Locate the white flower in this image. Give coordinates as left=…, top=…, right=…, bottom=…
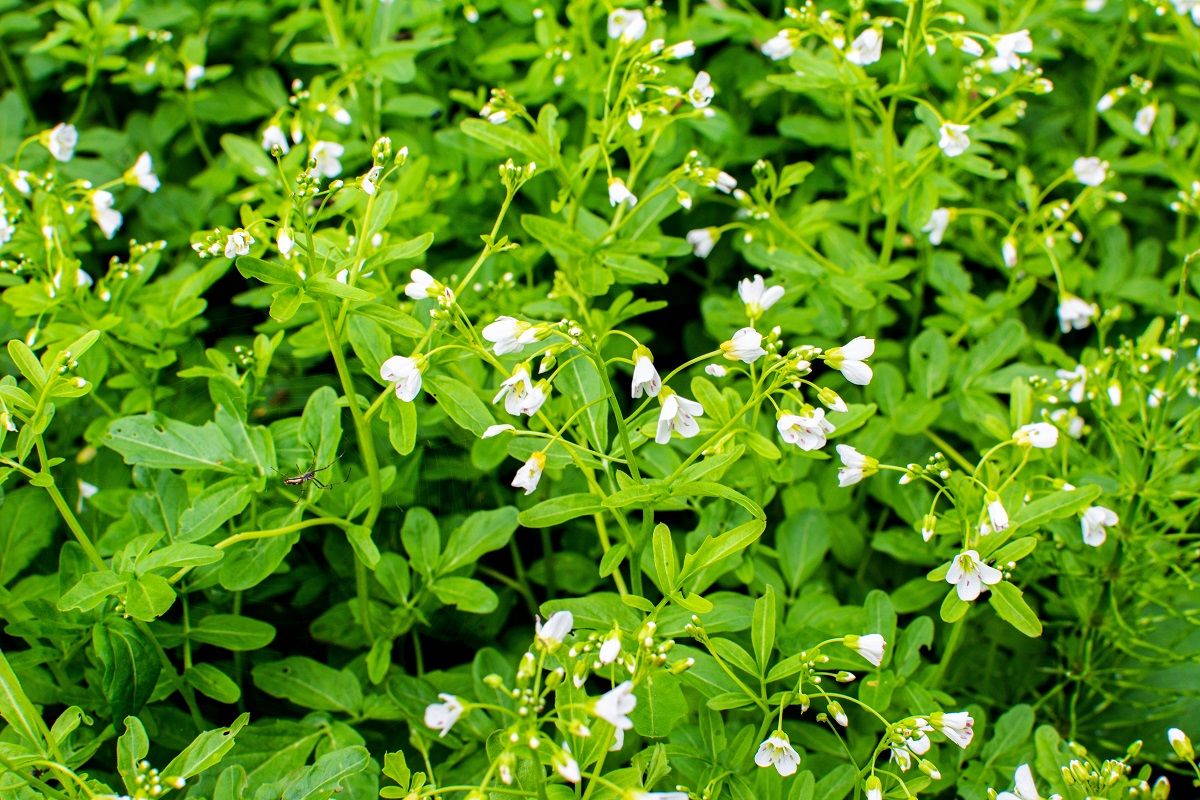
left=1107, top=380, right=1122, bottom=406
left=130, top=152, right=159, bottom=193
left=754, top=732, right=800, bottom=776
left=608, top=177, right=637, bottom=208
left=1080, top=505, right=1118, bottom=546
left=777, top=408, right=835, bottom=451
left=836, top=444, right=878, bottom=486
left=262, top=124, right=290, bottom=153
left=656, top=391, right=704, bottom=444
left=686, top=71, right=714, bottom=109
left=607, top=8, right=647, bottom=42
left=687, top=228, right=717, bottom=258
left=11, top=171, right=30, bottom=194
left=593, top=681, right=636, bottom=730
left=482, top=316, right=539, bottom=355
left=1096, top=91, right=1118, bottom=113
left=938, top=122, right=971, bottom=157
left=1002, top=237, right=1019, bottom=268
left=991, top=30, right=1032, bottom=73
left=666, top=40, right=695, bottom=58
left=185, top=64, right=205, bottom=90
left=922, top=208, right=951, bottom=245
left=1072, top=156, right=1109, bottom=186
left=224, top=229, right=254, bottom=258
left=1056, top=364, right=1087, bottom=404
left=844, top=633, right=886, bottom=666
left=361, top=165, right=382, bottom=195
left=945, top=550, right=1003, bottom=601
left=404, top=268, right=452, bottom=301
left=553, top=743, right=581, bottom=783
left=631, top=349, right=661, bottom=398
left=90, top=191, right=122, bottom=240
left=598, top=633, right=621, bottom=664
left=1168, top=728, right=1195, bottom=761
left=845, top=28, right=883, bottom=66
left=865, top=776, right=883, bottom=800
left=310, top=140, right=345, bottom=178
left=1134, top=105, right=1157, bottom=137
left=824, top=336, right=874, bottom=385
left=535, top=610, right=573, bottom=647
left=47, top=123, right=78, bottom=162
left=738, top=274, right=784, bottom=316
left=609, top=727, right=625, bottom=751
left=1058, top=295, right=1098, bottom=333
left=997, top=764, right=1047, bottom=800
left=78, top=479, right=99, bottom=501
left=424, top=693, right=464, bottom=736
left=1085, top=0, right=1106, bottom=11
left=482, top=424, right=515, bottom=438
left=987, top=492, right=1010, bottom=532
left=512, top=452, right=547, bottom=495
left=1013, top=422, right=1058, bottom=449
left=380, top=355, right=425, bottom=402
left=705, top=364, right=726, bottom=377
left=494, top=366, right=545, bottom=416
left=712, top=171, right=737, bottom=193
left=627, top=109, right=644, bottom=131
left=957, top=36, right=985, bottom=57
left=817, top=386, right=847, bottom=413
left=932, top=711, right=975, bottom=748
left=721, top=327, right=766, bottom=363
left=761, top=31, right=796, bottom=60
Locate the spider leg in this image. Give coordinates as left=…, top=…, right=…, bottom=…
left=314, top=452, right=343, bottom=473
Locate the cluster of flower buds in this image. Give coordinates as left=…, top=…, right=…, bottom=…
left=191, top=227, right=256, bottom=260
left=480, top=88, right=525, bottom=126
left=109, top=758, right=186, bottom=799
left=499, top=158, right=537, bottom=191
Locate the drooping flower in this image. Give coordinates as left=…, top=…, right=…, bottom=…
left=607, top=8, right=647, bottom=42
left=424, top=693, right=464, bottom=737
left=761, top=31, right=796, bottom=61
left=956, top=36, right=985, bottom=57
left=1056, top=364, right=1087, bottom=404
left=224, top=229, right=254, bottom=258
left=47, top=123, right=78, bottom=162
left=380, top=355, right=425, bottom=402
left=1072, top=156, right=1109, bottom=186
left=823, top=336, right=874, bottom=385
left=754, top=731, right=800, bottom=776
left=627, top=109, right=644, bottom=131
left=1080, top=505, right=1118, bottom=546
left=990, top=30, right=1032, bottom=72
left=1002, top=237, right=1019, bottom=268
left=309, top=140, right=345, bottom=178
left=1168, top=728, right=1195, bottom=761
left=845, top=28, right=883, bottom=65
left=656, top=390, right=704, bottom=444
left=687, top=228, right=718, bottom=258
left=686, top=71, right=714, bottom=109
left=553, top=742, right=581, bottom=784
left=738, top=275, right=784, bottom=317
left=843, top=633, right=886, bottom=666
left=666, top=40, right=696, bottom=59
left=836, top=445, right=878, bottom=486
left=608, top=177, right=637, bottom=208
left=405, top=268, right=453, bottom=302
left=777, top=408, right=835, bottom=451
left=1013, top=422, right=1059, bottom=449
left=90, top=191, right=122, bottom=239
left=482, top=316, right=539, bottom=355
left=185, top=63, right=205, bottom=90
left=593, top=681, right=637, bottom=730
left=705, top=364, right=727, bottom=377
left=828, top=701, right=848, bottom=726
left=945, top=550, right=1003, bottom=601
left=262, top=124, right=290, bottom=153
left=512, top=452, right=547, bottom=495
left=277, top=228, right=295, bottom=260
left=922, top=208, right=952, bottom=245
left=129, top=152, right=160, bottom=193
left=631, top=347, right=661, bottom=398
left=598, top=633, right=621, bottom=664
left=986, top=492, right=1010, bottom=532
left=482, top=424, right=515, bottom=438
left=931, top=711, right=975, bottom=748
left=720, top=327, right=767, bottom=363
left=938, top=122, right=971, bottom=157
left=535, top=610, right=573, bottom=648
left=864, top=775, right=883, bottom=800
left=1058, top=295, right=1098, bottom=333
left=997, top=764, right=1048, bottom=800
left=1134, top=105, right=1158, bottom=137
left=817, top=386, right=847, bottom=413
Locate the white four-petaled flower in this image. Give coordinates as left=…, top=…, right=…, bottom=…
left=997, top=764, right=1051, bottom=800
left=686, top=71, right=714, bottom=109
left=845, top=28, right=883, bottom=65
left=932, top=711, right=975, bottom=748
left=482, top=316, right=539, bottom=355
left=224, top=229, right=254, bottom=258
left=687, top=228, right=717, bottom=258
left=656, top=391, right=704, bottom=444
left=1072, top=156, right=1109, bottom=186
left=593, top=681, right=637, bottom=730
left=380, top=355, right=425, bottom=402
left=754, top=732, right=800, bottom=776
left=631, top=348, right=661, bottom=398
left=494, top=365, right=546, bottom=416
left=262, top=124, right=290, bottom=154
left=922, top=208, right=952, bottom=245
left=1057, top=295, right=1098, bottom=333
left=844, top=633, right=886, bottom=666
left=836, top=444, right=878, bottom=486
left=535, top=610, right=573, bottom=648
left=945, top=550, right=1002, bottom=601
left=310, top=140, right=345, bottom=178
left=738, top=275, right=784, bottom=317
left=90, top=191, right=122, bottom=240
left=47, top=123, right=78, bottom=162
left=1080, top=505, right=1118, bottom=546
left=1013, top=422, right=1059, bottom=449
left=607, top=8, right=647, bottom=42
left=424, top=693, right=464, bottom=737
left=938, top=122, right=971, bottom=157
left=761, top=31, right=796, bottom=60
left=131, top=152, right=160, bottom=193
left=608, top=177, right=637, bottom=208
left=720, top=327, right=767, bottom=363
left=824, top=336, right=874, bottom=385
left=777, top=408, right=835, bottom=451
left=990, top=30, right=1032, bottom=73
left=512, top=452, right=547, bottom=495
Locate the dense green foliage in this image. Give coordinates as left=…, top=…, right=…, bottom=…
left=0, top=1, right=1199, bottom=799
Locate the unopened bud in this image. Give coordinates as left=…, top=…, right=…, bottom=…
left=1168, top=728, right=1194, bottom=761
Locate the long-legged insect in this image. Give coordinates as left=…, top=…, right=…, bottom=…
left=272, top=445, right=347, bottom=501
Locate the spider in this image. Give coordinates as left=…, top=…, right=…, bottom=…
left=272, top=445, right=347, bottom=500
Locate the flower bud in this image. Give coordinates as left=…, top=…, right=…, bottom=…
left=1168, top=728, right=1194, bottom=761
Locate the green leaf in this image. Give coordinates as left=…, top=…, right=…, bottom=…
left=190, top=614, right=277, bottom=651
left=630, top=672, right=687, bottom=738
left=989, top=582, right=1043, bottom=637
left=679, top=519, right=765, bottom=584
left=652, top=523, right=678, bottom=594
left=252, top=657, right=363, bottom=714
left=259, top=745, right=371, bottom=800
left=426, top=375, right=494, bottom=436
left=431, top=576, right=499, bottom=613
left=7, top=339, right=46, bottom=390
left=983, top=704, right=1035, bottom=759
left=939, top=590, right=969, bottom=623
left=521, top=214, right=591, bottom=259
left=186, top=663, right=241, bottom=704
left=402, top=507, right=440, bottom=575
left=117, top=717, right=149, bottom=792
left=909, top=328, right=950, bottom=399
left=517, top=493, right=604, bottom=527
left=179, top=478, right=256, bottom=542
left=777, top=510, right=829, bottom=590
left=58, top=570, right=125, bottom=612
left=0, top=648, right=49, bottom=753
left=462, top=118, right=547, bottom=161
left=137, top=542, right=222, bottom=574
left=752, top=585, right=776, bottom=670
left=439, top=506, right=518, bottom=573
left=672, top=481, right=764, bottom=519
left=93, top=618, right=162, bottom=727
left=557, top=355, right=608, bottom=454
left=0, top=488, right=55, bottom=583
left=307, top=275, right=374, bottom=302
left=162, top=712, right=250, bottom=781
left=123, top=573, right=178, bottom=620
left=346, top=524, right=381, bottom=570
left=1011, top=486, right=1102, bottom=529
left=104, top=414, right=242, bottom=473
left=235, top=256, right=304, bottom=288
